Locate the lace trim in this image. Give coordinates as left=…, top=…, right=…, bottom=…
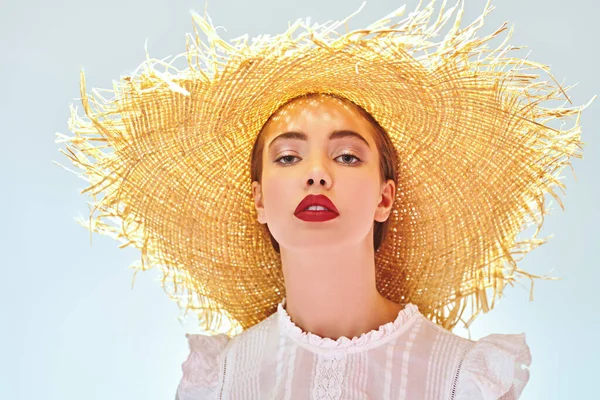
left=277, top=298, right=420, bottom=350
left=312, top=352, right=348, bottom=400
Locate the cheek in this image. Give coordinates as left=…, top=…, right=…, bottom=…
left=261, top=172, right=294, bottom=213
left=343, top=174, right=380, bottom=206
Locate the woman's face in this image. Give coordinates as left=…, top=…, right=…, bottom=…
left=251, top=95, right=395, bottom=252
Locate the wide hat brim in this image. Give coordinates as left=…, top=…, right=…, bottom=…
left=55, top=0, right=590, bottom=335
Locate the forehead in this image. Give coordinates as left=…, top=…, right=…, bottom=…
left=264, top=95, right=373, bottom=136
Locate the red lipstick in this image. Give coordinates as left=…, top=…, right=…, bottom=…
left=294, top=194, right=339, bottom=222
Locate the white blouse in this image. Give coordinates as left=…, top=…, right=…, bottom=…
left=175, top=299, right=531, bottom=399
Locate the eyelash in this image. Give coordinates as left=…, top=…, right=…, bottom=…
left=274, top=152, right=362, bottom=166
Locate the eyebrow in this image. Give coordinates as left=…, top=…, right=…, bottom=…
left=267, top=129, right=371, bottom=150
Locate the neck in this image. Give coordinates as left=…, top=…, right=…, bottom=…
left=280, top=236, right=403, bottom=340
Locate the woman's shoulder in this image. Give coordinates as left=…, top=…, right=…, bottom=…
left=415, top=315, right=531, bottom=399
left=452, top=331, right=532, bottom=400
left=175, top=333, right=231, bottom=400
left=175, top=315, right=277, bottom=399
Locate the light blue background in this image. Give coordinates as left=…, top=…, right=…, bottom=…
left=1, top=0, right=598, bottom=399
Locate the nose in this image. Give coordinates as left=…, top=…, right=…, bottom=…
left=304, top=153, right=333, bottom=188
left=308, top=178, right=327, bottom=186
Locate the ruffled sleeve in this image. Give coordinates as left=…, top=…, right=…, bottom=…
left=454, top=333, right=532, bottom=400
left=175, top=333, right=230, bottom=400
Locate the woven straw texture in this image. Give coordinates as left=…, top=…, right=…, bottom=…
left=55, top=0, right=591, bottom=336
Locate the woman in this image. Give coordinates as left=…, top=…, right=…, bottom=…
left=251, top=92, right=403, bottom=337
left=175, top=92, right=532, bottom=399
left=55, top=1, right=590, bottom=399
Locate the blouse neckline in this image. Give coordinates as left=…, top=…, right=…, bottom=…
left=277, top=298, right=420, bottom=351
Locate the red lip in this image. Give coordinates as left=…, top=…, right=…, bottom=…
left=294, top=194, right=339, bottom=216
left=295, top=209, right=339, bottom=222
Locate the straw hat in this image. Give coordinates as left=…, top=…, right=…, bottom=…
left=54, top=0, right=591, bottom=336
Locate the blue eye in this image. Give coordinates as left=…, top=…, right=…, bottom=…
left=275, top=155, right=297, bottom=164
left=337, top=153, right=361, bottom=164
left=274, top=153, right=362, bottom=165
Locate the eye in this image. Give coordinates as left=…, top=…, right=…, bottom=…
left=275, top=155, right=299, bottom=165
left=274, top=152, right=362, bottom=165
left=335, top=153, right=361, bottom=164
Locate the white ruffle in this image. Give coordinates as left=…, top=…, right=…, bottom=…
left=454, top=333, right=532, bottom=400
left=175, top=333, right=230, bottom=400
left=277, top=298, right=420, bottom=350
